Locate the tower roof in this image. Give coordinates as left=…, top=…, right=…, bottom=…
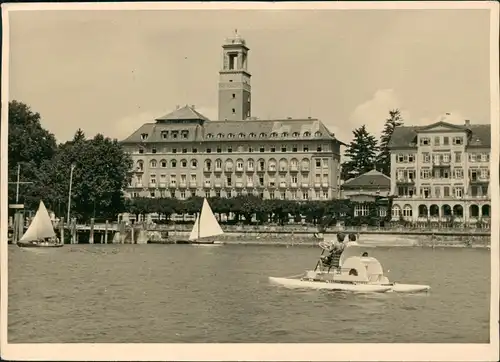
left=223, top=29, right=247, bottom=47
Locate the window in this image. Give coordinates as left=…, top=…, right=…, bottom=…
left=181, top=160, right=187, bottom=168
left=227, top=133, right=234, bottom=139
left=259, top=146, right=265, bottom=152
left=205, top=191, right=211, bottom=198
left=259, top=133, right=266, bottom=138
left=216, top=147, right=222, bottom=153
left=434, top=187, right=440, bottom=198
left=172, top=131, right=179, bottom=139
left=160, top=160, right=167, bottom=168
left=303, top=146, right=309, bottom=152
left=480, top=168, right=490, bottom=179
left=302, top=191, right=309, bottom=200
left=238, top=133, right=245, bottom=138
left=481, top=153, right=489, bottom=162
left=291, top=175, right=298, bottom=183
left=249, top=133, right=256, bottom=138
left=420, top=168, right=430, bottom=179
left=206, top=148, right=212, bottom=153
left=455, top=152, right=461, bottom=163
left=315, top=159, right=321, bottom=168
left=190, top=174, right=196, bottom=182
left=304, top=132, right=311, bottom=137
left=232, top=108, right=235, bottom=114
left=420, top=137, right=430, bottom=146
left=227, top=146, right=232, bottom=153
left=150, top=174, right=157, bottom=185
left=192, top=148, right=198, bottom=153
left=454, top=187, right=463, bottom=198
left=443, top=153, right=450, bottom=163
left=453, top=137, right=463, bottom=145
left=170, top=190, right=176, bottom=198
left=292, top=145, right=298, bottom=152
left=397, top=154, right=404, bottom=163
left=141, top=133, right=148, bottom=140
left=354, top=204, right=369, bottom=217
left=392, top=205, right=401, bottom=218
left=182, top=148, right=187, bottom=154
left=215, top=159, right=222, bottom=169
left=434, top=136, right=440, bottom=146
left=290, top=190, right=297, bottom=199
left=316, top=145, right=322, bottom=152
left=281, top=145, right=287, bottom=152
left=161, top=131, right=168, bottom=139
left=152, top=147, right=157, bottom=154
left=217, top=133, right=224, bottom=139
left=150, top=160, right=157, bottom=168
left=180, top=190, right=186, bottom=199
left=139, top=148, right=144, bottom=154
left=170, top=175, right=176, bottom=186
left=453, top=168, right=463, bottom=179
left=408, top=154, right=414, bottom=163
left=403, top=205, right=412, bottom=218
left=206, top=133, right=213, bottom=139
left=270, top=146, right=276, bottom=153
left=172, top=148, right=177, bottom=154
left=443, top=186, right=450, bottom=197
left=232, top=93, right=235, bottom=99
left=443, top=137, right=449, bottom=145
left=191, top=160, right=198, bottom=168
left=170, top=160, right=177, bottom=168
left=292, top=132, right=300, bottom=137
left=469, top=153, right=476, bottom=162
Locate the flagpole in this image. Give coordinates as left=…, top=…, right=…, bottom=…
left=67, top=164, right=75, bottom=225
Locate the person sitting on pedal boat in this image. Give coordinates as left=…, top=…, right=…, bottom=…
left=320, top=233, right=346, bottom=269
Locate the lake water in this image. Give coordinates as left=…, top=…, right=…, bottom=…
left=8, top=244, right=491, bottom=343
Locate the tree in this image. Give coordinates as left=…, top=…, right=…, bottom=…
left=376, top=109, right=404, bottom=176
left=341, top=125, right=378, bottom=180
left=8, top=101, right=58, bottom=209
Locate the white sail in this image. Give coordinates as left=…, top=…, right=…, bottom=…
left=19, top=200, right=56, bottom=242
left=188, top=198, right=224, bottom=241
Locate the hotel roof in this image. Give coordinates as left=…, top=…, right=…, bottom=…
left=342, top=169, right=391, bottom=190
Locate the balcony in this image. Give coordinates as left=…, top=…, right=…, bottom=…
left=301, top=183, right=309, bottom=188
left=469, top=177, right=489, bottom=184
left=314, top=182, right=321, bottom=188
left=170, top=183, right=177, bottom=188
left=179, top=182, right=187, bottom=188
left=203, top=167, right=212, bottom=173
left=203, top=182, right=211, bottom=188
left=396, top=178, right=415, bottom=185
left=257, top=168, right=266, bottom=172
left=136, top=183, right=143, bottom=188
left=268, top=181, right=276, bottom=188
left=247, top=182, right=254, bottom=188
left=235, top=182, right=244, bottom=188
left=279, top=168, right=287, bottom=173
left=225, top=182, right=233, bottom=188
left=290, top=165, right=299, bottom=172
left=235, top=167, right=244, bottom=173
left=246, top=166, right=255, bottom=172
left=159, top=182, right=166, bottom=188
left=290, top=182, right=298, bottom=188
left=301, top=165, right=310, bottom=172
left=225, top=167, right=233, bottom=173
left=268, top=166, right=277, bottom=173
left=214, top=182, right=222, bottom=188
left=279, top=182, right=287, bottom=188
left=214, top=167, right=222, bottom=173
left=149, top=182, right=157, bottom=188
left=135, top=167, right=144, bottom=173
left=432, top=160, right=451, bottom=167
left=322, top=182, right=329, bottom=188
left=189, top=181, right=197, bottom=188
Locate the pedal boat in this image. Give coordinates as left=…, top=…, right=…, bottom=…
left=269, top=241, right=430, bottom=294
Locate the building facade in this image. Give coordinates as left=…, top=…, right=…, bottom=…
left=389, top=115, right=491, bottom=226
left=121, top=32, right=344, bottom=201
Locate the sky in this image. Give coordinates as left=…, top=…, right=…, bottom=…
left=7, top=7, right=492, bottom=146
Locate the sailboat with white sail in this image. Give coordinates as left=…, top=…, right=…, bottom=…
left=17, top=200, right=63, bottom=248
left=189, top=198, right=225, bottom=246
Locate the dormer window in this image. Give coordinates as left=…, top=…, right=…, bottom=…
left=303, top=131, right=311, bottom=137
left=161, top=131, right=168, bottom=139
left=420, top=137, right=430, bottom=146
left=249, top=133, right=256, bottom=138
left=138, top=148, right=144, bottom=154
left=181, top=130, right=189, bottom=139
left=172, top=131, right=179, bottom=139
left=270, top=132, right=278, bottom=138
left=453, top=137, right=463, bottom=145
left=217, top=133, right=224, bottom=138
left=282, top=132, right=289, bottom=137
left=292, top=132, right=300, bottom=137
left=227, top=133, right=235, bottom=139
left=314, top=131, right=322, bottom=137
left=238, top=133, right=245, bottom=138
left=140, top=133, right=148, bottom=140
left=259, top=133, right=267, bottom=138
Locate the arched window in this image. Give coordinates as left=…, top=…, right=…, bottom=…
left=303, top=131, right=311, bottom=137
left=391, top=205, right=401, bottom=218
left=150, top=159, right=157, bottom=168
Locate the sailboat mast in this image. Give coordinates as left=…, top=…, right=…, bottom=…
left=197, top=210, right=201, bottom=241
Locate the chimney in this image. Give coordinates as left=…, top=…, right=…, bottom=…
left=465, top=119, right=471, bottom=126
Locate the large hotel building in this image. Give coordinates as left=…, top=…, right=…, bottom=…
left=121, top=32, right=344, bottom=201
left=389, top=115, right=491, bottom=225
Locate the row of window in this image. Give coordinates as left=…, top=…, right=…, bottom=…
left=419, top=135, right=464, bottom=146
left=135, top=158, right=330, bottom=171
left=396, top=184, right=489, bottom=198
left=391, top=203, right=490, bottom=218
left=131, top=189, right=329, bottom=201
left=132, top=173, right=331, bottom=187
left=139, top=130, right=325, bottom=141
left=396, top=167, right=490, bottom=181
left=396, top=152, right=489, bottom=164
left=135, top=143, right=331, bottom=154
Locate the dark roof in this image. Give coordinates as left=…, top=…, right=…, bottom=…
left=389, top=121, right=491, bottom=149
left=156, top=105, right=211, bottom=122
left=341, top=169, right=391, bottom=190
left=121, top=105, right=344, bottom=144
